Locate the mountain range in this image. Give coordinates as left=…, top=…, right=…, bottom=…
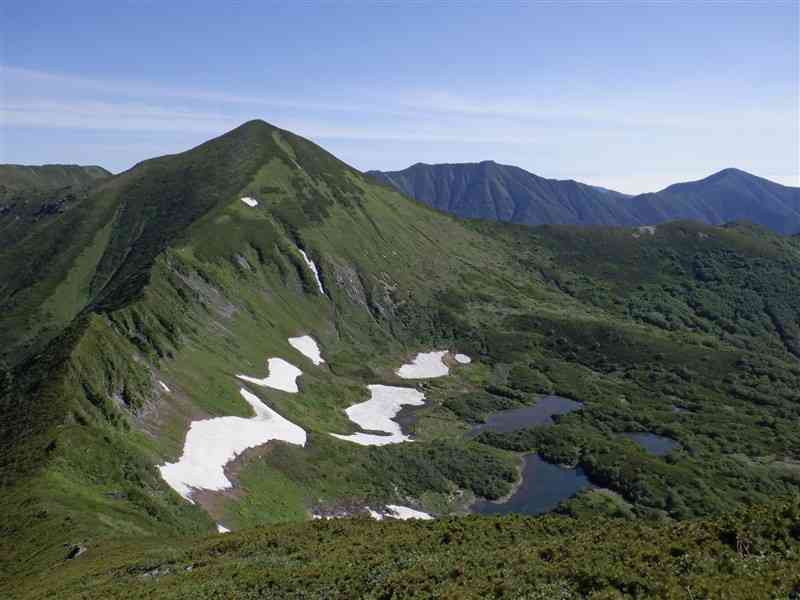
left=369, top=162, right=800, bottom=234
left=2, top=121, right=800, bottom=598
left=0, top=164, right=110, bottom=197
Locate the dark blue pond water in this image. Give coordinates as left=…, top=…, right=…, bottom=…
left=624, top=432, right=678, bottom=456
left=467, top=395, right=583, bottom=437
left=473, top=453, right=591, bottom=516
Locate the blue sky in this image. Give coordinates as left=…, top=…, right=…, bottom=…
left=1, top=1, right=797, bottom=193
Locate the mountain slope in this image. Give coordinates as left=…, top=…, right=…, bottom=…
left=2, top=121, right=800, bottom=597
left=1, top=119, right=526, bottom=575
left=370, top=162, right=800, bottom=234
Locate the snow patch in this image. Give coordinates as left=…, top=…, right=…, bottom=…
left=331, top=384, right=425, bottom=446
left=298, top=248, right=325, bottom=294
left=637, top=225, right=656, bottom=235
left=288, top=335, right=325, bottom=366
left=315, top=506, right=433, bottom=521
left=396, top=351, right=449, bottom=379
left=330, top=431, right=406, bottom=446
left=367, top=505, right=433, bottom=520
left=237, top=358, right=302, bottom=393
left=454, top=353, right=472, bottom=364
left=158, top=380, right=171, bottom=392
left=240, top=196, right=258, bottom=207
left=386, top=505, right=433, bottom=520
left=217, top=524, right=230, bottom=533
left=158, top=387, right=306, bottom=501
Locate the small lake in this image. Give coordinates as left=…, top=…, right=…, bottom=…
left=623, top=432, right=678, bottom=456
left=473, top=453, right=591, bottom=516
left=467, top=395, right=583, bottom=437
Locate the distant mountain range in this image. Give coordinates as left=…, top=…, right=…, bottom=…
left=369, top=162, right=800, bottom=234
left=0, top=165, right=112, bottom=240
left=0, top=164, right=110, bottom=197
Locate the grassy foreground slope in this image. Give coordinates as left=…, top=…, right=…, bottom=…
left=14, top=500, right=800, bottom=599
left=1, top=121, right=800, bottom=597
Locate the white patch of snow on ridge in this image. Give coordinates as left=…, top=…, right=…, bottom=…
left=241, top=196, right=258, bottom=207
left=288, top=335, right=325, bottom=366
left=331, top=384, right=425, bottom=446
left=159, top=388, right=306, bottom=501
left=217, top=524, right=230, bottom=533
left=454, top=353, right=472, bottom=364
left=237, top=358, right=302, bottom=393
left=298, top=248, right=325, bottom=294
left=396, top=351, right=449, bottom=379
left=158, top=380, right=171, bottom=392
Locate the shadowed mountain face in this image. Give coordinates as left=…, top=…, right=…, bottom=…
left=369, top=162, right=800, bottom=234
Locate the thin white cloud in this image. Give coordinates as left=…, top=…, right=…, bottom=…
left=0, top=65, right=403, bottom=116
left=6, top=65, right=794, bottom=133
left=1, top=99, right=243, bottom=133
left=1, top=65, right=796, bottom=192
left=2, top=97, right=628, bottom=145
left=392, top=88, right=798, bottom=133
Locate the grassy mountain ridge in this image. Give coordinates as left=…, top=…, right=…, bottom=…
left=2, top=121, right=800, bottom=597
left=1, top=119, right=520, bottom=579
left=370, top=162, right=800, bottom=234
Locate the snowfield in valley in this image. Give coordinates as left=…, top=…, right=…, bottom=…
left=331, top=384, right=425, bottom=446
left=396, top=350, right=450, bottom=378
left=240, top=196, right=258, bottom=207
left=288, top=335, right=325, bottom=365
left=159, top=387, right=306, bottom=501
left=161, top=340, right=474, bottom=519
left=237, top=358, right=302, bottom=393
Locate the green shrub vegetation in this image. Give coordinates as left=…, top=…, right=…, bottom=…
left=10, top=500, right=800, bottom=599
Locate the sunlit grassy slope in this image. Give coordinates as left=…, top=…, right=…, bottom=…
left=1, top=121, right=799, bottom=598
